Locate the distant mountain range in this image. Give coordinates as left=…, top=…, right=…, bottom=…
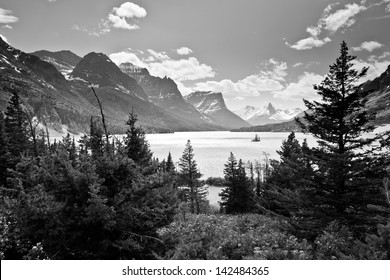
left=233, top=68, right=390, bottom=132
left=0, top=37, right=246, bottom=133
left=233, top=103, right=302, bottom=126
left=2, top=36, right=390, bottom=134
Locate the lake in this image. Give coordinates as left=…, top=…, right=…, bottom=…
left=146, top=131, right=318, bottom=206
left=146, top=131, right=317, bottom=178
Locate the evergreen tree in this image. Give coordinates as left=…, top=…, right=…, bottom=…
left=124, top=112, right=152, bottom=167
left=4, top=92, right=30, bottom=161
left=178, top=140, right=206, bottom=214
left=262, top=132, right=312, bottom=217
left=166, top=152, right=175, bottom=173
left=0, top=112, right=10, bottom=188
left=296, top=41, right=387, bottom=235
left=220, top=153, right=254, bottom=214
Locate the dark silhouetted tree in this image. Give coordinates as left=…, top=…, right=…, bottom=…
left=220, top=153, right=254, bottom=214
left=296, top=41, right=387, bottom=236
left=4, top=92, right=29, bottom=162
left=124, top=111, right=152, bottom=168
left=178, top=140, right=206, bottom=214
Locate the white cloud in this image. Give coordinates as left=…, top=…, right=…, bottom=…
left=110, top=48, right=215, bottom=82
left=72, top=20, right=110, bottom=37
left=0, top=33, right=8, bottom=43
left=108, top=2, right=146, bottom=30
left=113, top=2, right=147, bottom=18
left=289, top=37, right=331, bottom=50
left=0, top=8, right=18, bottom=24
left=193, top=59, right=287, bottom=97
left=147, top=49, right=170, bottom=61
left=273, top=72, right=324, bottom=101
left=353, top=41, right=383, bottom=52
left=3, top=24, right=12, bottom=29
left=148, top=56, right=215, bottom=81
left=354, top=54, right=390, bottom=82
left=293, top=62, right=303, bottom=67
left=109, top=50, right=147, bottom=68
left=324, top=3, right=366, bottom=33
left=108, top=14, right=139, bottom=30
left=177, top=47, right=193, bottom=55
left=288, top=2, right=366, bottom=50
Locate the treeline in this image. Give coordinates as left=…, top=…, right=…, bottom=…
left=1, top=41, right=390, bottom=260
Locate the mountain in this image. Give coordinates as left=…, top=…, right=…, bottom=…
left=30, top=50, right=81, bottom=76
left=361, top=65, right=390, bottom=124
left=120, top=62, right=224, bottom=130
left=234, top=103, right=303, bottom=126
left=184, top=91, right=250, bottom=129
left=0, top=36, right=97, bottom=133
left=71, top=53, right=149, bottom=101
left=0, top=38, right=222, bottom=133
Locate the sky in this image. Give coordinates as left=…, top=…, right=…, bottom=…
left=1, top=0, right=390, bottom=111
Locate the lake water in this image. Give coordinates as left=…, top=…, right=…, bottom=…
left=146, top=131, right=317, bottom=178
left=146, top=131, right=318, bottom=206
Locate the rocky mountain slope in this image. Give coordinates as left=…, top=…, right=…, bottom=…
left=185, top=91, right=250, bottom=129
left=120, top=62, right=224, bottom=130
left=0, top=38, right=226, bottom=133
left=363, top=65, right=390, bottom=124
left=234, top=103, right=302, bottom=126
left=31, top=50, right=81, bottom=75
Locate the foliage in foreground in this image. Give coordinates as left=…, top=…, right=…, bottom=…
left=158, top=213, right=390, bottom=260
left=158, top=213, right=312, bottom=260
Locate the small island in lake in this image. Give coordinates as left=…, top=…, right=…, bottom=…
left=251, top=134, right=261, bottom=142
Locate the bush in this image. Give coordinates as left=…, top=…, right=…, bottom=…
left=158, top=213, right=312, bottom=260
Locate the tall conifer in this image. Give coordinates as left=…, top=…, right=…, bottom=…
left=296, top=41, right=386, bottom=235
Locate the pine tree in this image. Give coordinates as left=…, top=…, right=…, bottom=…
left=0, top=112, right=10, bottom=188
left=296, top=41, right=387, bottom=235
left=124, top=111, right=152, bottom=167
left=4, top=92, right=30, bottom=161
left=166, top=152, right=175, bottom=173
left=220, top=153, right=254, bottom=214
left=263, top=132, right=312, bottom=217
left=178, top=140, right=206, bottom=214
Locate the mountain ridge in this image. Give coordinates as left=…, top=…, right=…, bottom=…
left=185, top=91, right=251, bottom=129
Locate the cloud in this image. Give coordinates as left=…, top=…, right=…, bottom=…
left=108, top=14, right=139, bottom=30
left=352, top=41, right=383, bottom=52
left=287, top=2, right=366, bottom=50
left=289, top=37, right=331, bottom=50
left=0, top=8, right=18, bottom=24
left=273, top=72, right=324, bottom=100
left=110, top=48, right=215, bottom=82
left=293, top=62, right=303, bottom=67
left=108, top=2, right=146, bottom=30
left=148, top=56, right=215, bottom=81
left=109, top=49, right=147, bottom=68
left=177, top=47, right=193, bottom=55
left=72, top=21, right=110, bottom=37
left=0, top=33, right=8, bottom=43
left=193, top=59, right=287, bottom=97
left=113, top=2, right=147, bottom=18
left=324, top=3, right=366, bottom=33
left=73, top=2, right=146, bottom=36
left=353, top=52, right=390, bottom=82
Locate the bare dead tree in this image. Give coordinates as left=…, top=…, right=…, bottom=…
left=89, top=82, right=110, bottom=151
